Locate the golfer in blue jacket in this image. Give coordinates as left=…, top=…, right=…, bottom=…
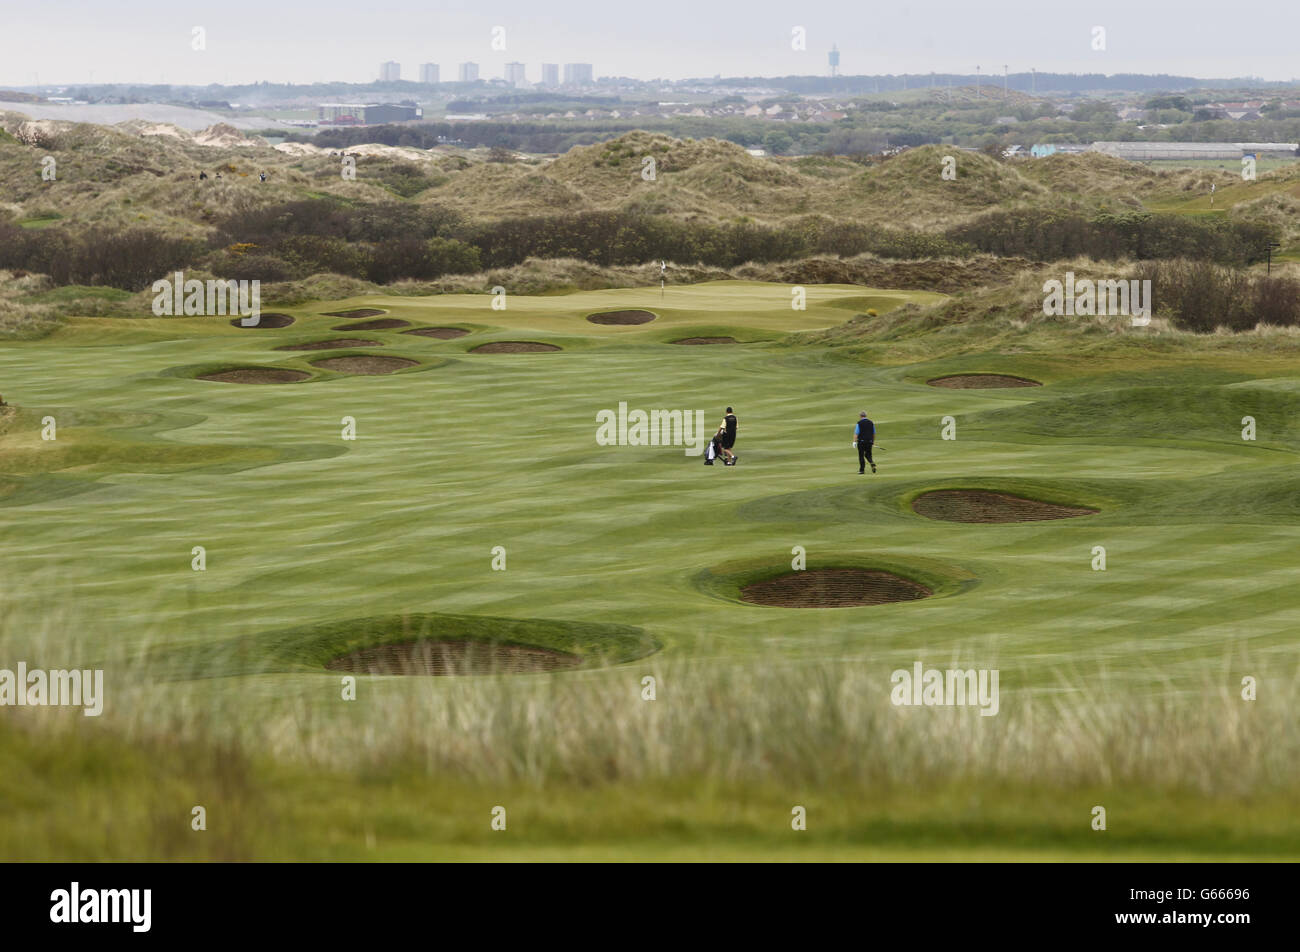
left=854, top=411, right=876, bottom=475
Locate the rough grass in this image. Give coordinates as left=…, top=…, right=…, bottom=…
left=3, top=604, right=1297, bottom=861
left=219, top=252, right=1023, bottom=309
left=796, top=257, right=1300, bottom=366
left=0, top=270, right=60, bottom=338
left=5, top=591, right=1297, bottom=795
left=6, top=720, right=1295, bottom=861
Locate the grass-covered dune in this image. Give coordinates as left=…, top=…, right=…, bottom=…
left=2, top=119, right=1297, bottom=245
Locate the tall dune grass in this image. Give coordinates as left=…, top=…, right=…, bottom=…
left=4, top=600, right=1296, bottom=797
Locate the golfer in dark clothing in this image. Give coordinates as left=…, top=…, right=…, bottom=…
left=717, top=407, right=738, bottom=465
left=854, top=411, right=876, bottom=474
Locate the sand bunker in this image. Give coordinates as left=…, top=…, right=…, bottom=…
left=926, top=374, right=1041, bottom=389
left=228, top=313, right=295, bottom=328
left=470, top=341, right=561, bottom=353
left=323, top=308, right=386, bottom=318
left=913, top=490, right=1097, bottom=523
left=333, top=318, right=411, bottom=331
left=403, top=327, right=470, bottom=339
left=312, top=355, right=418, bottom=375
left=587, top=310, right=657, bottom=325
left=740, top=568, right=931, bottom=608
left=324, top=640, right=583, bottom=676
left=275, top=338, right=381, bottom=351
left=673, top=336, right=738, bottom=345
left=197, top=367, right=311, bottom=384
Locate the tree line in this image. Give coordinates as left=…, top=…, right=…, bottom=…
left=0, top=202, right=1282, bottom=294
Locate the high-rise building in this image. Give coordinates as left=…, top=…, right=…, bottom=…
left=380, top=61, right=401, bottom=82
left=458, top=62, right=479, bottom=82
left=562, top=63, right=593, bottom=85
left=504, top=62, right=527, bottom=87
left=541, top=63, right=559, bottom=87
left=420, top=63, right=440, bottom=85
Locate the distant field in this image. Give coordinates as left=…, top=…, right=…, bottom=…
left=1, top=281, right=1298, bottom=860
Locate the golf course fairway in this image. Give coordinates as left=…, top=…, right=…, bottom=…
left=2, top=280, right=1298, bottom=861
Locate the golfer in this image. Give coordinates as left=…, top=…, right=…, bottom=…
left=716, top=407, right=738, bottom=466
left=854, top=410, right=876, bottom=474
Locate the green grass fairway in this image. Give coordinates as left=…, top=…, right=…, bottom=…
left=2, top=280, right=1298, bottom=861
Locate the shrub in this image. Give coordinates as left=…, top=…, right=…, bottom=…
left=275, top=236, right=369, bottom=279
left=949, top=210, right=1278, bottom=266
left=56, top=228, right=202, bottom=290
left=366, top=237, right=482, bottom=283
left=215, top=199, right=461, bottom=247
left=1136, top=259, right=1300, bottom=332
left=369, top=160, right=438, bottom=198
left=204, top=251, right=299, bottom=284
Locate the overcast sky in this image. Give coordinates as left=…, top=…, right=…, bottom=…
left=5, top=0, right=1298, bottom=87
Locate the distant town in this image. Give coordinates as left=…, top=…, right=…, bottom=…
left=4, top=58, right=1299, bottom=161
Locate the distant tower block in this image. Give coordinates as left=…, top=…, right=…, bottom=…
left=829, top=44, right=840, bottom=77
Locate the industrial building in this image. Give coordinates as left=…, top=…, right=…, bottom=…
left=317, top=103, right=423, bottom=125
left=1027, top=141, right=1299, bottom=160
left=1089, top=141, right=1298, bottom=160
